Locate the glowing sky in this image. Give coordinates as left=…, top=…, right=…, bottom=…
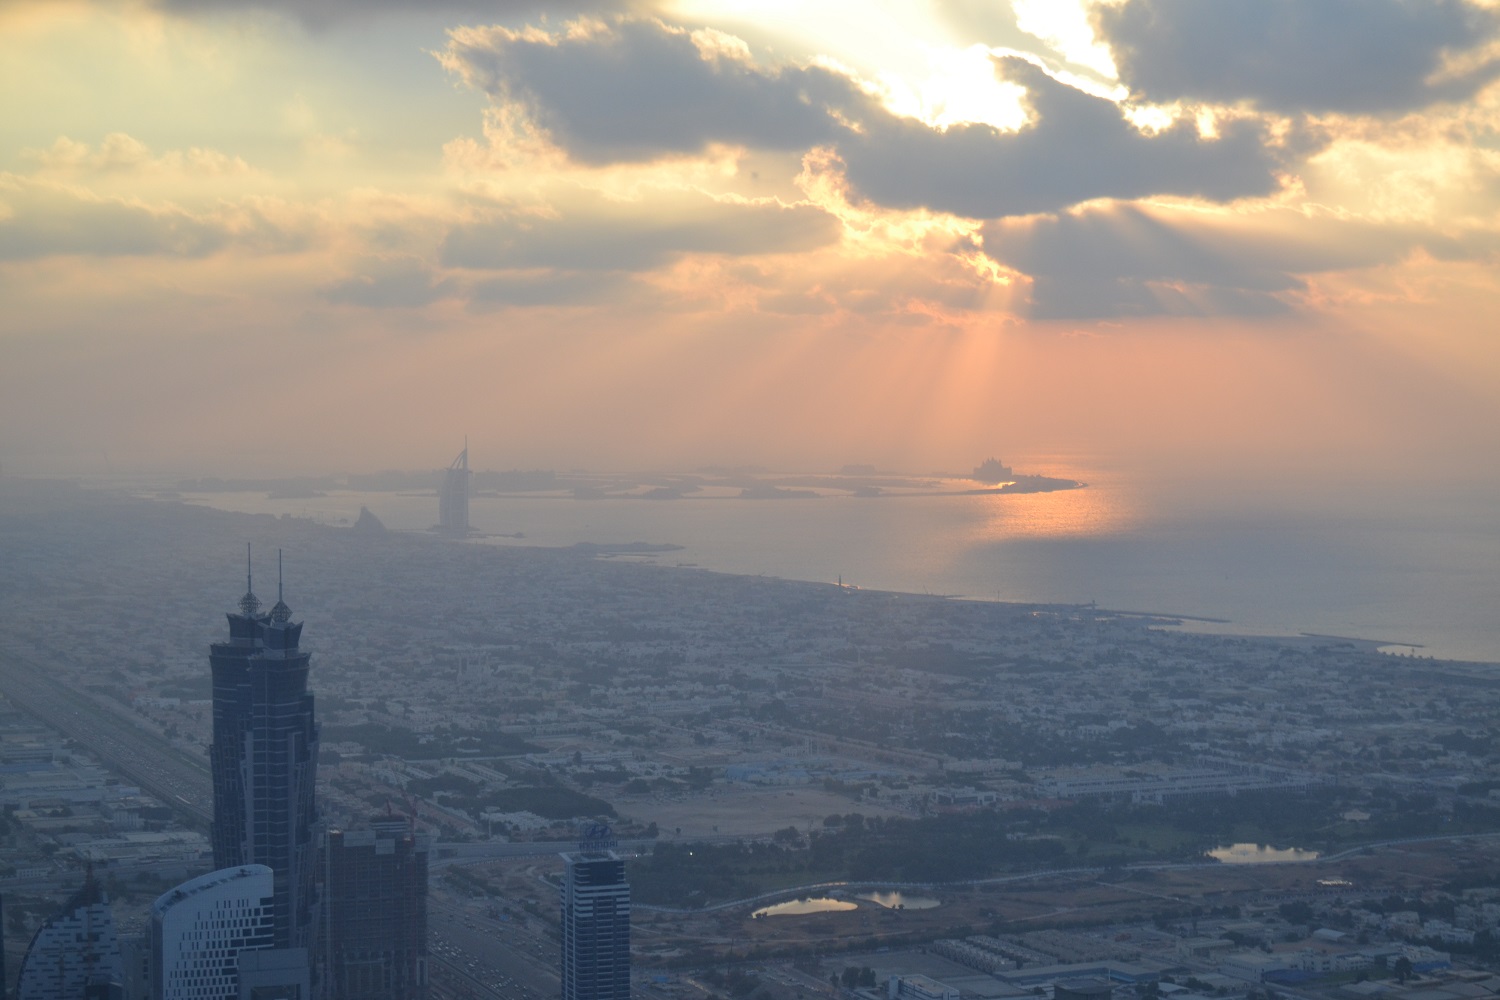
left=2, top=0, right=1498, bottom=479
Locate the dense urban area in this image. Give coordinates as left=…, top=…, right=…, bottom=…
left=2, top=476, right=1500, bottom=1000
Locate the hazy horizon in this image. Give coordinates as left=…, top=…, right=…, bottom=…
left=2, top=0, right=1498, bottom=664
left=2, top=1, right=1498, bottom=491
left=6, top=4, right=1500, bottom=984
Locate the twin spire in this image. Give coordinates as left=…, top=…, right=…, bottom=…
left=269, top=549, right=292, bottom=624
left=239, top=544, right=293, bottom=623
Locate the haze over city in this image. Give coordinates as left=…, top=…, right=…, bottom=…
left=1, top=0, right=1497, bottom=487
left=4, top=5, right=1500, bottom=1000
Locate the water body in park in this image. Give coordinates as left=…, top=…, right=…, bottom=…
left=858, top=891, right=940, bottom=910
left=1209, top=843, right=1321, bottom=864
left=753, top=897, right=858, bottom=917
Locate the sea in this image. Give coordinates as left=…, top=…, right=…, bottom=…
left=159, top=464, right=1500, bottom=665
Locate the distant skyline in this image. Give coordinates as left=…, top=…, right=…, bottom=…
left=1, top=1, right=1497, bottom=487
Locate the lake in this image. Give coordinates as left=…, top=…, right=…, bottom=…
left=1209, top=843, right=1321, bottom=864
left=752, top=897, right=857, bottom=917
left=857, top=891, right=940, bottom=909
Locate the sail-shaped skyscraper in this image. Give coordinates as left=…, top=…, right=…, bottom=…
left=438, top=442, right=471, bottom=536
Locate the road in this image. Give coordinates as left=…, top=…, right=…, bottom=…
left=429, top=892, right=559, bottom=1000
left=0, top=646, right=214, bottom=828
left=0, top=658, right=568, bottom=1000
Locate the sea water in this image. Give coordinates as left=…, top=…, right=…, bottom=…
left=161, top=466, right=1500, bottom=664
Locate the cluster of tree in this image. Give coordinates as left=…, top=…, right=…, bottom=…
left=636, top=787, right=1500, bottom=908
left=808, top=811, right=1067, bottom=882
left=699, top=968, right=763, bottom=999
left=836, top=967, right=877, bottom=989
left=321, top=723, right=539, bottom=758
left=633, top=840, right=801, bottom=904
left=404, top=771, right=615, bottom=821
left=633, top=810, right=1072, bottom=905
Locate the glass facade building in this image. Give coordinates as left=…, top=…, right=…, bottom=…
left=326, top=818, right=429, bottom=1000
left=16, top=876, right=124, bottom=1000
left=209, top=566, right=320, bottom=953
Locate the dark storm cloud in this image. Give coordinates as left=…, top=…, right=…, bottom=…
left=445, top=21, right=1295, bottom=218
left=444, top=20, right=872, bottom=164
left=980, top=204, right=1475, bottom=320
left=441, top=194, right=840, bottom=271
left=839, top=57, right=1288, bottom=218
left=1096, top=0, right=1500, bottom=115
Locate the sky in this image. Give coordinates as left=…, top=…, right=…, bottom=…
left=1, top=0, right=1498, bottom=482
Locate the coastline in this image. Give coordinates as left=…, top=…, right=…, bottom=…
left=88, top=478, right=1500, bottom=667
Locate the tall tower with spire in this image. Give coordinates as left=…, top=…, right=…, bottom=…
left=209, top=547, right=321, bottom=953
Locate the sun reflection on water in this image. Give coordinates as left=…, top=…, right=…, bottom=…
left=965, top=464, right=1141, bottom=545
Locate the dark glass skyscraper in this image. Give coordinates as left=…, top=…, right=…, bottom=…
left=559, top=850, right=630, bottom=1000
left=326, top=817, right=429, bottom=1000
left=210, top=551, right=320, bottom=952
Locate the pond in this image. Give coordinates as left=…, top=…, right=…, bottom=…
left=857, top=891, right=940, bottom=910
left=752, top=897, right=858, bottom=918
left=1209, top=843, right=1321, bottom=864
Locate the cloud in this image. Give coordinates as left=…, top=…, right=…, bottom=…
left=0, top=177, right=311, bottom=260
left=838, top=56, right=1290, bottom=218
left=151, top=0, right=645, bottom=30
left=469, top=270, right=639, bottom=308
left=441, top=19, right=872, bottom=165
left=23, top=134, right=254, bottom=179
left=0, top=178, right=226, bottom=259
left=980, top=202, right=1491, bottom=320
left=444, top=19, right=1296, bottom=219
left=441, top=188, right=840, bottom=271
left=320, top=257, right=456, bottom=308
left=1095, top=0, right=1500, bottom=115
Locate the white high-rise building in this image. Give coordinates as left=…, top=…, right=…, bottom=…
left=152, top=865, right=276, bottom=1000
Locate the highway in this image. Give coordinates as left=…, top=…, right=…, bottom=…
left=0, top=646, right=565, bottom=999
left=428, top=892, right=559, bottom=1000
left=0, top=646, right=214, bottom=828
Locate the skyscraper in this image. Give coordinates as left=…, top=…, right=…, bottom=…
left=559, top=846, right=630, bottom=1000
left=151, top=865, right=277, bottom=1000
left=16, top=873, right=123, bottom=1000
left=209, top=550, right=321, bottom=953
left=325, top=817, right=429, bottom=1000
left=438, top=443, right=471, bottom=536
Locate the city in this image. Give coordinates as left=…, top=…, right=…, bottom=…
left=1, top=476, right=1498, bottom=1000
left=6, top=1, right=1500, bottom=1000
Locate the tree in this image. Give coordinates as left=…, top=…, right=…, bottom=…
left=1394, top=957, right=1413, bottom=983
